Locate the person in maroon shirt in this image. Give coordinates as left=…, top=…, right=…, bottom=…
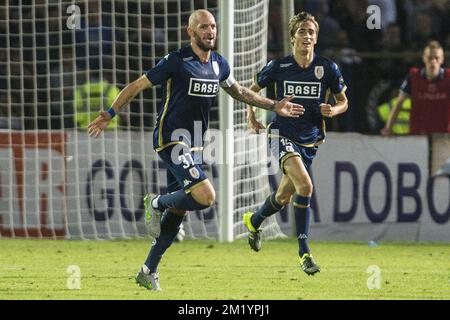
left=381, top=41, right=450, bottom=136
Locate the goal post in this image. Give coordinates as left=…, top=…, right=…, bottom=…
left=228, top=0, right=287, bottom=242
left=218, top=0, right=234, bottom=243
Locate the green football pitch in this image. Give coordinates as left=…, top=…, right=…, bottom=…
left=0, top=238, right=449, bottom=300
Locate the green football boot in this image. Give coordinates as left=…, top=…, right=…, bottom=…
left=243, top=212, right=262, bottom=252
left=144, top=194, right=163, bottom=238
left=299, top=253, right=321, bottom=276
left=135, top=268, right=161, bottom=291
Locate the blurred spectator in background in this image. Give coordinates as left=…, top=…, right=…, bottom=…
left=410, top=10, right=441, bottom=50
left=267, top=0, right=283, bottom=60
left=305, top=0, right=343, bottom=53
left=377, top=22, right=411, bottom=80
left=428, top=0, right=450, bottom=39
left=380, top=23, right=402, bottom=51
left=329, top=0, right=383, bottom=51
left=324, top=30, right=365, bottom=132
left=381, top=41, right=450, bottom=136
left=365, top=22, right=412, bottom=134
left=75, top=0, right=113, bottom=70
left=445, top=33, right=450, bottom=51
left=367, top=0, right=397, bottom=31
left=375, top=89, right=411, bottom=134
left=413, top=0, right=449, bottom=46
left=74, top=71, right=121, bottom=129
left=48, top=48, right=76, bottom=129
left=395, top=0, right=416, bottom=44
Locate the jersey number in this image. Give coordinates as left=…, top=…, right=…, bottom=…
left=280, top=138, right=295, bottom=153
left=178, top=153, right=195, bottom=169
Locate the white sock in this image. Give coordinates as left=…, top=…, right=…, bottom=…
left=142, top=264, right=150, bottom=274
left=151, top=195, right=160, bottom=209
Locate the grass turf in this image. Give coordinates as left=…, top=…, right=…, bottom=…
left=0, top=238, right=449, bottom=300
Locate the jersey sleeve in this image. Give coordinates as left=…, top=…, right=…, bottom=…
left=399, top=74, right=411, bottom=95
left=256, top=60, right=276, bottom=89
left=329, top=62, right=347, bottom=95
left=218, top=55, right=236, bottom=88
left=144, top=53, right=177, bottom=85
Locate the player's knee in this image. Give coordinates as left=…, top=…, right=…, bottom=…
left=296, top=181, right=313, bottom=197
left=202, top=189, right=216, bottom=207
left=275, top=193, right=291, bottom=206
left=192, top=186, right=216, bottom=207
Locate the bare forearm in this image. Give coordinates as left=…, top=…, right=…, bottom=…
left=224, top=83, right=276, bottom=112
left=385, top=104, right=402, bottom=129
left=247, top=83, right=261, bottom=119
left=110, top=75, right=151, bottom=112
left=385, top=94, right=407, bottom=130
left=111, top=84, right=140, bottom=112
left=332, top=99, right=348, bottom=116
left=247, top=105, right=256, bottom=120
left=326, top=91, right=348, bottom=117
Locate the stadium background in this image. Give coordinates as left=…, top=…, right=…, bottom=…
left=0, top=0, right=449, bottom=242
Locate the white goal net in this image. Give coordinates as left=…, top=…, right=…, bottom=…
left=231, top=0, right=285, bottom=240
left=0, top=0, right=285, bottom=240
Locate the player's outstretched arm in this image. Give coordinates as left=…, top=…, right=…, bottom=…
left=223, top=82, right=305, bottom=117
left=87, top=75, right=152, bottom=138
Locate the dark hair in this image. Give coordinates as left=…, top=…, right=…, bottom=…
left=288, top=11, right=319, bottom=44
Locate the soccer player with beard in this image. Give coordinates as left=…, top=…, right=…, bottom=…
left=244, top=11, right=348, bottom=275
left=87, top=9, right=304, bottom=290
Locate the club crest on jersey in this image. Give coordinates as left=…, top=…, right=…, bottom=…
left=212, top=61, right=220, bottom=76
left=314, top=66, right=324, bottom=80
left=189, top=167, right=200, bottom=179
left=284, top=81, right=321, bottom=99
left=188, top=78, right=219, bottom=97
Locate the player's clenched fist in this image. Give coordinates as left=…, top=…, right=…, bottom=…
left=320, top=103, right=335, bottom=118
left=87, top=111, right=113, bottom=138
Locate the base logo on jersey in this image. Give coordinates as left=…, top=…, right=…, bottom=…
left=189, top=167, right=200, bottom=179
left=189, top=78, right=219, bottom=97
left=314, top=66, right=324, bottom=80
left=284, top=81, right=321, bottom=99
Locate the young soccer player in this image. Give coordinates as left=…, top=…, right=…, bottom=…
left=244, top=11, right=348, bottom=275
left=87, top=9, right=304, bottom=290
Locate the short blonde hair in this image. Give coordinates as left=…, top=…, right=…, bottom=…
left=424, top=40, right=443, bottom=52
left=288, top=11, right=319, bottom=44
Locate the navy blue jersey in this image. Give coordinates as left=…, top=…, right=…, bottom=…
left=145, top=45, right=235, bottom=151
left=257, top=54, right=346, bottom=145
